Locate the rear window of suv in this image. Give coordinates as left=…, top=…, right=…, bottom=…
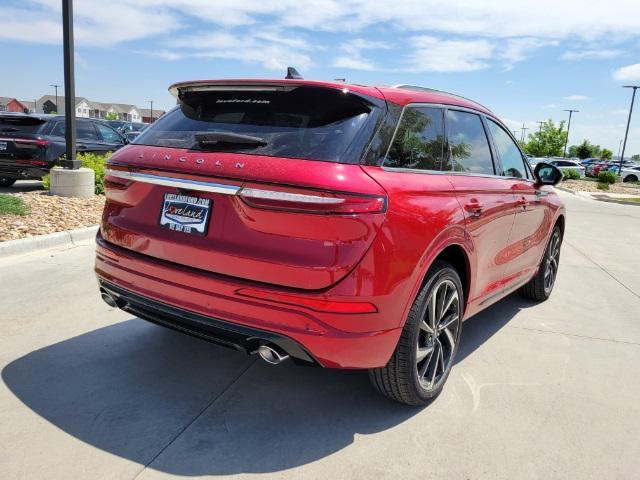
left=134, top=86, right=381, bottom=163
left=0, top=116, right=48, bottom=134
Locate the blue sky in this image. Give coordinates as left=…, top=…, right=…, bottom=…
left=2, top=0, right=640, bottom=155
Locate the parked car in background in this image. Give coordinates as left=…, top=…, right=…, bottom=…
left=549, top=159, right=585, bottom=177
left=615, top=165, right=640, bottom=182
left=96, top=77, right=566, bottom=405
left=0, top=113, right=127, bottom=187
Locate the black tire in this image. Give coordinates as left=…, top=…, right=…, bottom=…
left=624, top=175, right=638, bottom=183
left=0, top=177, right=17, bottom=187
left=369, top=260, right=463, bottom=406
left=519, top=226, right=562, bottom=301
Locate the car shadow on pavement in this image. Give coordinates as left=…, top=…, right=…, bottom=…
left=2, top=294, right=532, bottom=476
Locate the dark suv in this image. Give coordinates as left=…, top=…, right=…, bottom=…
left=0, top=113, right=127, bottom=187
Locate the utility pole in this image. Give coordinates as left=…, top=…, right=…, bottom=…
left=50, top=84, right=61, bottom=113
left=521, top=124, right=529, bottom=142
left=562, top=109, right=579, bottom=159
left=537, top=121, right=544, bottom=134
left=617, top=139, right=623, bottom=160
left=618, top=85, right=639, bottom=174
left=148, top=100, right=154, bottom=123
left=60, top=0, right=79, bottom=169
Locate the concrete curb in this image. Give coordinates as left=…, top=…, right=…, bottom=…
left=0, top=225, right=98, bottom=258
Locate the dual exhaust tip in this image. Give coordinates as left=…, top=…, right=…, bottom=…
left=101, top=289, right=291, bottom=365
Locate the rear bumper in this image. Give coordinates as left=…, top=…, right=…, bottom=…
left=99, top=280, right=318, bottom=365
left=95, top=235, right=402, bottom=369
left=0, top=156, right=51, bottom=179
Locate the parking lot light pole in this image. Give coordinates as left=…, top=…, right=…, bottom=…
left=618, top=86, right=639, bottom=175
left=562, top=109, right=579, bottom=159
left=60, top=0, right=80, bottom=169
left=148, top=100, right=153, bottom=123
left=50, top=84, right=60, bottom=113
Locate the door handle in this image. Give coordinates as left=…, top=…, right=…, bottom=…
left=464, top=200, right=483, bottom=218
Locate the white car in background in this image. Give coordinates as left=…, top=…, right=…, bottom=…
left=549, top=160, right=586, bottom=178
left=619, top=165, right=640, bottom=182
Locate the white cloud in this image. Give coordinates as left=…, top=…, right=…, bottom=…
left=613, top=63, right=640, bottom=81
left=405, top=36, right=494, bottom=72
left=499, top=38, right=558, bottom=69
left=543, top=104, right=558, bottom=109
left=562, top=49, right=623, bottom=61
left=3, top=0, right=640, bottom=74
left=332, top=39, right=390, bottom=71
left=563, top=95, right=589, bottom=101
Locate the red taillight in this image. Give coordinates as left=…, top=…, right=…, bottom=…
left=237, top=186, right=386, bottom=214
left=16, top=159, right=48, bottom=166
left=13, top=139, right=48, bottom=147
left=236, top=288, right=378, bottom=314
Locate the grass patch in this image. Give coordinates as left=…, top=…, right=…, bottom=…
left=0, top=194, right=30, bottom=216
left=618, top=197, right=640, bottom=203
left=597, top=182, right=610, bottom=191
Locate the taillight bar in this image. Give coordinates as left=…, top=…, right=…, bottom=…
left=0, top=137, right=48, bottom=147
left=104, top=168, right=386, bottom=214
left=237, top=186, right=386, bottom=214
left=236, top=288, right=378, bottom=314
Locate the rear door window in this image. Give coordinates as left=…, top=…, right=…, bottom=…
left=134, top=86, right=381, bottom=163
left=486, top=119, right=529, bottom=179
left=445, top=110, right=495, bottom=175
left=384, top=106, right=444, bottom=170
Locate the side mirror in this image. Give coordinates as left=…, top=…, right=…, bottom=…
left=534, top=162, right=563, bottom=186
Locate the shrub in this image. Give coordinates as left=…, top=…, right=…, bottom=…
left=596, top=182, right=609, bottom=191
left=80, top=152, right=110, bottom=195
left=561, top=168, right=581, bottom=180
left=42, top=174, right=50, bottom=190
left=0, top=194, right=30, bottom=216
left=598, top=170, right=617, bottom=185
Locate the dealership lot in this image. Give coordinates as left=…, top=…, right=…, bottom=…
left=1, top=190, right=639, bottom=480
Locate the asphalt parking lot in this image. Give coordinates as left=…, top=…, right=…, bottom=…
left=1, top=190, right=639, bottom=479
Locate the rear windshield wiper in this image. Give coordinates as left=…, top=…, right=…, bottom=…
left=193, top=131, right=267, bottom=150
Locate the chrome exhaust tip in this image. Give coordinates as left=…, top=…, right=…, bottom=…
left=258, top=344, right=290, bottom=365
left=101, top=291, right=119, bottom=308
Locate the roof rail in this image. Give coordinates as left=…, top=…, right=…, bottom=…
left=391, top=84, right=493, bottom=113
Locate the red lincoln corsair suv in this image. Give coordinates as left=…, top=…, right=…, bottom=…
left=95, top=76, right=565, bottom=405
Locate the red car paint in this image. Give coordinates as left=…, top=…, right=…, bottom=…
left=95, top=79, right=565, bottom=369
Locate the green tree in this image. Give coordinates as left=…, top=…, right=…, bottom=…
left=524, top=120, right=567, bottom=157
left=568, top=140, right=601, bottom=159
left=631, top=154, right=640, bottom=161
left=600, top=148, right=613, bottom=160
left=104, top=111, right=118, bottom=121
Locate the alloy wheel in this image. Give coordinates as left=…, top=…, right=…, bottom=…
left=416, top=279, right=461, bottom=391
left=544, top=231, right=561, bottom=294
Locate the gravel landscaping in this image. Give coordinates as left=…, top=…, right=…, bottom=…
left=561, top=179, right=640, bottom=196
left=0, top=192, right=104, bottom=241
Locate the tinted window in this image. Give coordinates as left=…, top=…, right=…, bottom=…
left=135, top=86, right=380, bottom=163
left=0, top=116, right=48, bottom=134
left=445, top=110, right=494, bottom=174
left=51, top=121, right=100, bottom=141
left=385, top=106, right=444, bottom=170
left=487, top=119, right=527, bottom=178
left=95, top=123, right=122, bottom=144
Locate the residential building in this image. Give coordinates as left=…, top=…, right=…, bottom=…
left=0, top=97, right=30, bottom=113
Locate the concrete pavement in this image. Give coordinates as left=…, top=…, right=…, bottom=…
left=1, top=190, right=639, bottom=479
